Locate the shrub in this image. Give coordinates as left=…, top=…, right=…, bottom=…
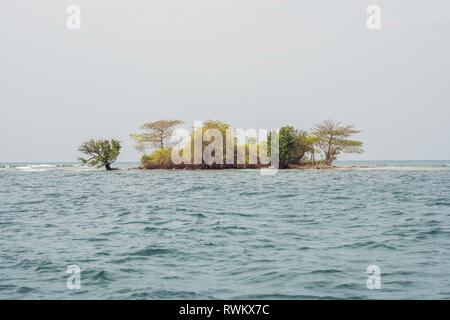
left=141, top=148, right=174, bottom=169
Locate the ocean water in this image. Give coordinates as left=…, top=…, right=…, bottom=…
left=0, top=161, right=449, bottom=299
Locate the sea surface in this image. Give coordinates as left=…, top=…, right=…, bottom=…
left=0, top=160, right=449, bottom=299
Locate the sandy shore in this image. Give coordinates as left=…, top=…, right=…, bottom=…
left=287, top=164, right=375, bottom=170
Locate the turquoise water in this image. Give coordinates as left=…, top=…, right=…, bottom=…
left=0, top=161, right=449, bottom=299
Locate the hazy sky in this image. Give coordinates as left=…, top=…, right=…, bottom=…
left=1, top=0, right=449, bottom=162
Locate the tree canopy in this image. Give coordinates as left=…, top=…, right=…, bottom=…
left=137, top=119, right=184, bottom=150
left=78, top=139, right=121, bottom=171
left=268, top=126, right=312, bottom=168
left=132, top=118, right=364, bottom=169
left=312, top=120, right=363, bottom=165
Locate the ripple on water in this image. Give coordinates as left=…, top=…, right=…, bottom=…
left=128, top=247, right=178, bottom=257
left=0, top=166, right=449, bottom=299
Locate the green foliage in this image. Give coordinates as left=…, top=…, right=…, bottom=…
left=189, top=120, right=232, bottom=165
left=141, top=148, right=174, bottom=168
left=278, top=126, right=297, bottom=167
left=78, top=139, right=121, bottom=170
left=312, top=120, right=364, bottom=165
left=299, top=159, right=327, bottom=165
left=129, top=118, right=365, bottom=169
left=269, top=126, right=313, bottom=168
left=191, top=120, right=231, bottom=146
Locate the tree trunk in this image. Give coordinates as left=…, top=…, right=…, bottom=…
left=105, top=163, right=112, bottom=171
left=326, top=134, right=333, bottom=165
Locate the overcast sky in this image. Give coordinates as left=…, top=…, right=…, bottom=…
left=1, top=0, right=449, bottom=162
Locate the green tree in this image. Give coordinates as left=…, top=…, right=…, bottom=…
left=270, top=126, right=312, bottom=168
left=293, top=130, right=312, bottom=163
left=312, top=120, right=363, bottom=165
left=278, top=126, right=297, bottom=167
left=78, top=139, right=121, bottom=170
left=189, top=120, right=233, bottom=166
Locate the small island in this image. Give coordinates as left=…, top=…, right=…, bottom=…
left=78, top=119, right=367, bottom=171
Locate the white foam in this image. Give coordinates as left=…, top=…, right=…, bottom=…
left=30, top=164, right=57, bottom=168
